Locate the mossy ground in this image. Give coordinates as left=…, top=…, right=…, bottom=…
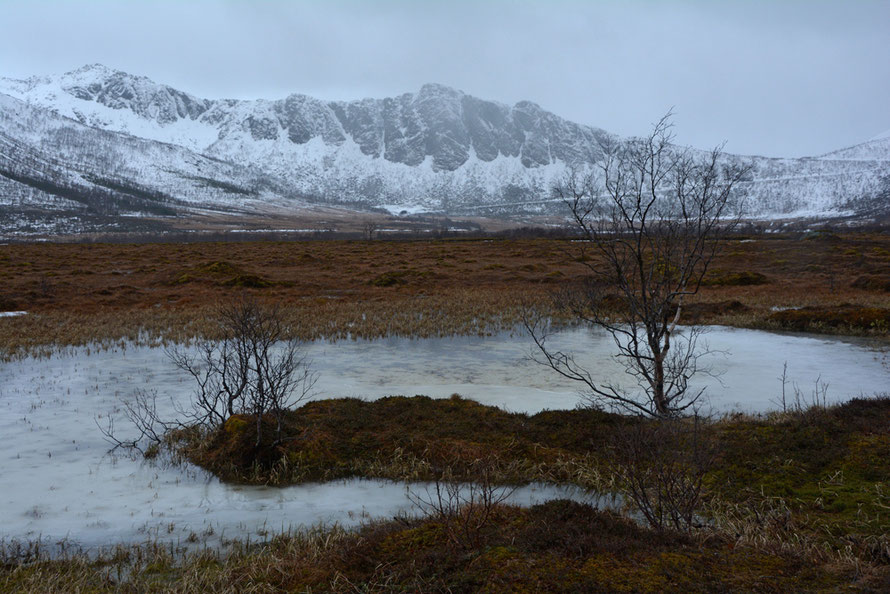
left=183, top=395, right=629, bottom=485
left=168, top=395, right=890, bottom=582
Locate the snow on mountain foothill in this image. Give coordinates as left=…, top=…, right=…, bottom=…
left=0, top=64, right=887, bottom=235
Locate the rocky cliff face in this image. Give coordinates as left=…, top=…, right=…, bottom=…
left=1, top=65, right=611, bottom=172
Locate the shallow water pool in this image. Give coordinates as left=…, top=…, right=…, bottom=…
left=0, top=326, right=885, bottom=550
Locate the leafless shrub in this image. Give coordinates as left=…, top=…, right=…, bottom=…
left=607, top=415, right=716, bottom=532
left=167, top=297, right=317, bottom=446
left=362, top=220, right=379, bottom=240
left=770, top=361, right=831, bottom=416
left=97, top=388, right=179, bottom=456
left=407, top=458, right=516, bottom=550
left=100, top=296, right=317, bottom=454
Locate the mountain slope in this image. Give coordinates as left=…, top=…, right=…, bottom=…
left=0, top=92, right=311, bottom=236
left=0, top=64, right=887, bottom=234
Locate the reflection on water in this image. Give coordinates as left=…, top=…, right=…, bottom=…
left=0, top=326, right=885, bottom=550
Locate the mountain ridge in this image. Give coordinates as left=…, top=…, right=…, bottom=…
left=0, top=65, right=887, bottom=237
left=0, top=65, right=613, bottom=171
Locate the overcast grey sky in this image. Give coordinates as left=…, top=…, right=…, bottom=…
left=1, top=0, right=887, bottom=157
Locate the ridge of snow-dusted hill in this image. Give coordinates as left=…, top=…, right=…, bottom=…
left=0, top=66, right=611, bottom=170
left=0, top=91, right=313, bottom=236
left=816, top=136, right=890, bottom=162
left=0, top=64, right=223, bottom=151
left=0, top=64, right=888, bottom=230
left=870, top=128, right=890, bottom=142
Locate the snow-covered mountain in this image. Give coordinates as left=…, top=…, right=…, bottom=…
left=0, top=64, right=887, bottom=236
left=0, top=91, right=313, bottom=236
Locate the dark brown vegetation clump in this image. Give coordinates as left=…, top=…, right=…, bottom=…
left=851, top=274, right=890, bottom=292
left=701, top=270, right=770, bottom=286
left=768, top=304, right=890, bottom=332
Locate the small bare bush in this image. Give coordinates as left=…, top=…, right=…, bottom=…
left=607, top=416, right=716, bottom=532
left=771, top=361, right=831, bottom=415
left=100, top=296, right=316, bottom=453
left=408, top=458, right=516, bottom=550
left=167, top=297, right=317, bottom=446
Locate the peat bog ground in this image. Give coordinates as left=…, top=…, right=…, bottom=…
left=1, top=231, right=889, bottom=591
left=1, top=231, right=889, bottom=357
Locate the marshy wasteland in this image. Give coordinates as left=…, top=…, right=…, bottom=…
left=2, top=1, right=890, bottom=590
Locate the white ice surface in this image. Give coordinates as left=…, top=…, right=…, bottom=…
left=0, top=326, right=886, bottom=550
left=302, top=326, right=888, bottom=413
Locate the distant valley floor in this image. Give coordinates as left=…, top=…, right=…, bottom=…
left=0, top=233, right=889, bottom=356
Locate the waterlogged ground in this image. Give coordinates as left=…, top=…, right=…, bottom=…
left=0, top=326, right=886, bottom=551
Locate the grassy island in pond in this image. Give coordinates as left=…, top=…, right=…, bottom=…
left=153, top=394, right=890, bottom=588
left=6, top=394, right=890, bottom=591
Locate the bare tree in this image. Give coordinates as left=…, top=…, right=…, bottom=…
left=168, top=297, right=317, bottom=447
left=362, top=220, right=379, bottom=240
left=527, top=113, right=749, bottom=417
left=101, top=297, right=316, bottom=453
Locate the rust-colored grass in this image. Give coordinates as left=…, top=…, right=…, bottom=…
left=1, top=233, right=888, bottom=356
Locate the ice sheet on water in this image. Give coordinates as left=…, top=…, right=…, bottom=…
left=0, top=326, right=886, bottom=550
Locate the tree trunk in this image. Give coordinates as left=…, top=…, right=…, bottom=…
left=653, top=353, right=668, bottom=416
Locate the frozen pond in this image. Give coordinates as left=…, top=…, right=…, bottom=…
left=0, top=326, right=886, bottom=551
left=304, top=326, right=888, bottom=413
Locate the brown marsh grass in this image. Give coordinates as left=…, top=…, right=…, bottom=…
left=1, top=233, right=888, bottom=357
left=0, top=502, right=863, bottom=592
